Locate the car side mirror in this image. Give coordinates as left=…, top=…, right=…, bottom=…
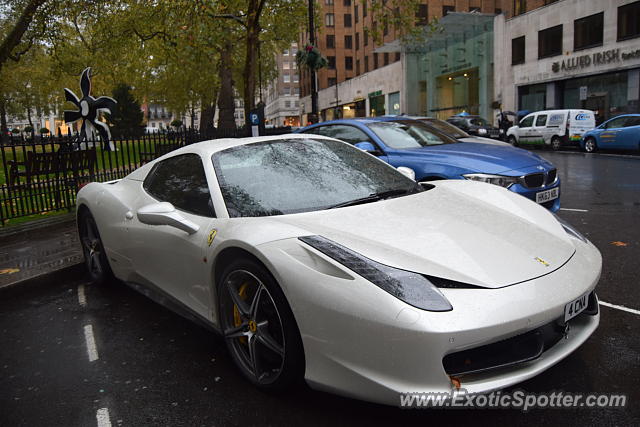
left=354, top=141, right=381, bottom=155
left=137, top=202, right=200, bottom=235
left=396, top=166, right=416, bottom=181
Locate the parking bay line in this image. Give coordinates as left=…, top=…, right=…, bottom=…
left=78, top=284, right=87, bottom=306
left=96, top=408, right=112, bottom=427
left=599, top=300, right=640, bottom=316
left=560, top=208, right=589, bottom=212
left=84, top=324, right=99, bottom=362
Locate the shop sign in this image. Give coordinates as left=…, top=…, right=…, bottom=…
left=552, top=47, right=639, bottom=73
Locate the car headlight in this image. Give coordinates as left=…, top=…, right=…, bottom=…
left=553, top=214, right=588, bottom=243
left=463, top=173, right=518, bottom=188
left=299, top=235, right=452, bottom=311
left=477, top=128, right=487, bottom=135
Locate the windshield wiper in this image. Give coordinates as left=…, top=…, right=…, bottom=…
left=328, top=188, right=414, bottom=209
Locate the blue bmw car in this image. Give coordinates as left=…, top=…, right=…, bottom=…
left=298, top=117, right=561, bottom=211
left=580, top=114, right=640, bottom=153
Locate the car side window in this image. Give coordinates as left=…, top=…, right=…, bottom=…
left=624, top=117, right=640, bottom=127
left=520, top=116, right=534, bottom=128
left=605, top=117, right=627, bottom=129
left=315, top=125, right=373, bottom=145
left=143, top=153, right=215, bottom=217
left=535, top=115, right=547, bottom=127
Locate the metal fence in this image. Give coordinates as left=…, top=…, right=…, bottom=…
left=0, top=126, right=293, bottom=224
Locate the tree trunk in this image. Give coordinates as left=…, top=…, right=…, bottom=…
left=199, top=98, right=216, bottom=135
left=0, top=98, right=8, bottom=143
left=218, top=42, right=236, bottom=132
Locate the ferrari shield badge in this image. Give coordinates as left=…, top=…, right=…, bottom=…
left=208, top=229, right=218, bottom=246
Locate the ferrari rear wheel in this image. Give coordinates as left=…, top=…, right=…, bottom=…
left=218, top=259, right=303, bottom=390
left=78, top=210, right=113, bottom=284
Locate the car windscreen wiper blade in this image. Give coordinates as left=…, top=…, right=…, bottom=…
left=328, top=188, right=413, bottom=209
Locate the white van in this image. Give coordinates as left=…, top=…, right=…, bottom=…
left=506, top=109, right=596, bottom=150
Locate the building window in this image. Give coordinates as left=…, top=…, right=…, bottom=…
left=363, top=1, right=367, bottom=17
left=514, top=0, right=526, bottom=16
left=384, top=52, right=389, bottom=65
left=283, top=49, right=289, bottom=56
left=284, top=86, right=291, bottom=95
left=283, top=74, right=291, bottom=83
left=327, top=56, right=336, bottom=69
left=355, top=32, right=360, bottom=50
left=325, top=13, right=335, bottom=27
left=291, top=45, right=298, bottom=55
left=364, top=29, right=368, bottom=46
left=325, top=0, right=333, bottom=4
left=285, top=100, right=291, bottom=108
left=345, top=35, right=353, bottom=49
left=443, top=5, right=455, bottom=16
left=345, top=56, right=353, bottom=70
left=574, top=12, right=603, bottom=51
left=293, top=87, right=300, bottom=95
left=356, top=59, right=360, bottom=75
left=538, top=25, right=562, bottom=59
left=512, top=36, right=525, bottom=65
left=293, top=74, right=299, bottom=83
left=328, top=77, right=337, bottom=86
left=364, top=55, right=369, bottom=72
left=343, top=0, right=351, bottom=6
left=374, top=53, right=379, bottom=69
left=495, top=8, right=502, bottom=14
left=416, top=4, right=428, bottom=25
left=283, top=61, right=290, bottom=69
left=355, top=5, right=359, bottom=23
left=383, top=22, right=388, bottom=36
left=326, top=34, right=335, bottom=48
left=618, top=1, right=640, bottom=41
left=395, top=52, right=400, bottom=62
left=344, top=13, right=352, bottom=27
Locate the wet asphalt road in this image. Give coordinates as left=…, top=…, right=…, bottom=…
left=1, top=150, right=639, bottom=426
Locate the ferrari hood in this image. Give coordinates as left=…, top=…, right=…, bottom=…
left=272, top=181, right=575, bottom=289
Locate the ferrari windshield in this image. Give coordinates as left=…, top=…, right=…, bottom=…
left=367, top=120, right=458, bottom=149
left=212, top=138, right=422, bottom=217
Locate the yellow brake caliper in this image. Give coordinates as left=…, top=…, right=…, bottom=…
left=233, top=283, right=249, bottom=344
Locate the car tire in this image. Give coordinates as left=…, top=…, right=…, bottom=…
left=551, top=136, right=562, bottom=151
left=508, top=136, right=518, bottom=147
left=584, top=137, right=597, bottom=153
left=78, top=209, right=113, bottom=284
left=218, top=258, right=304, bottom=391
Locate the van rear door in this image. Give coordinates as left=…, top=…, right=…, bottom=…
left=569, top=110, right=596, bottom=143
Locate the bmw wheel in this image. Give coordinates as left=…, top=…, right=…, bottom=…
left=508, top=136, right=518, bottom=147
left=551, top=136, right=562, bottom=151
left=218, top=258, right=304, bottom=390
left=584, top=137, right=597, bottom=153
left=78, top=210, right=113, bottom=284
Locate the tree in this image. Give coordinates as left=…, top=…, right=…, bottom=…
left=104, top=83, right=144, bottom=137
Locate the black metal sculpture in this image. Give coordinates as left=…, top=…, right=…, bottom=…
left=64, top=67, right=117, bottom=151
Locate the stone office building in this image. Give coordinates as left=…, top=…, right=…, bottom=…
left=494, top=0, right=640, bottom=124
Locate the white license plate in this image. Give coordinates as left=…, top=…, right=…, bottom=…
left=536, top=187, right=559, bottom=204
left=564, top=292, right=589, bottom=322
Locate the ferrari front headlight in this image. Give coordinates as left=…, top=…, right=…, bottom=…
left=553, top=214, right=588, bottom=243
left=299, top=235, right=452, bottom=312
left=463, top=173, right=518, bottom=188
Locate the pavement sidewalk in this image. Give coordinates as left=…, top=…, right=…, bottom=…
left=0, top=213, right=84, bottom=288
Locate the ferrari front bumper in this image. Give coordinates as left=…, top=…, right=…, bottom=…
left=258, top=237, right=601, bottom=406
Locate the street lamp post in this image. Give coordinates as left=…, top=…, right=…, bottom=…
left=308, top=0, right=318, bottom=123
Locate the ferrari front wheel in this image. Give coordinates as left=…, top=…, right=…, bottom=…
left=78, top=210, right=113, bottom=284
left=218, top=258, right=304, bottom=390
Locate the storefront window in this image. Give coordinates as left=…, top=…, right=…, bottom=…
left=389, top=92, right=401, bottom=115
left=562, top=71, right=629, bottom=124
left=434, top=68, right=480, bottom=119
left=369, top=94, right=385, bottom=116
left=518, top=83, right=547, bottom=112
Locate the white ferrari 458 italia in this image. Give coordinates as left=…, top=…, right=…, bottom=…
left=76, top=134, right=601, bottom=405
